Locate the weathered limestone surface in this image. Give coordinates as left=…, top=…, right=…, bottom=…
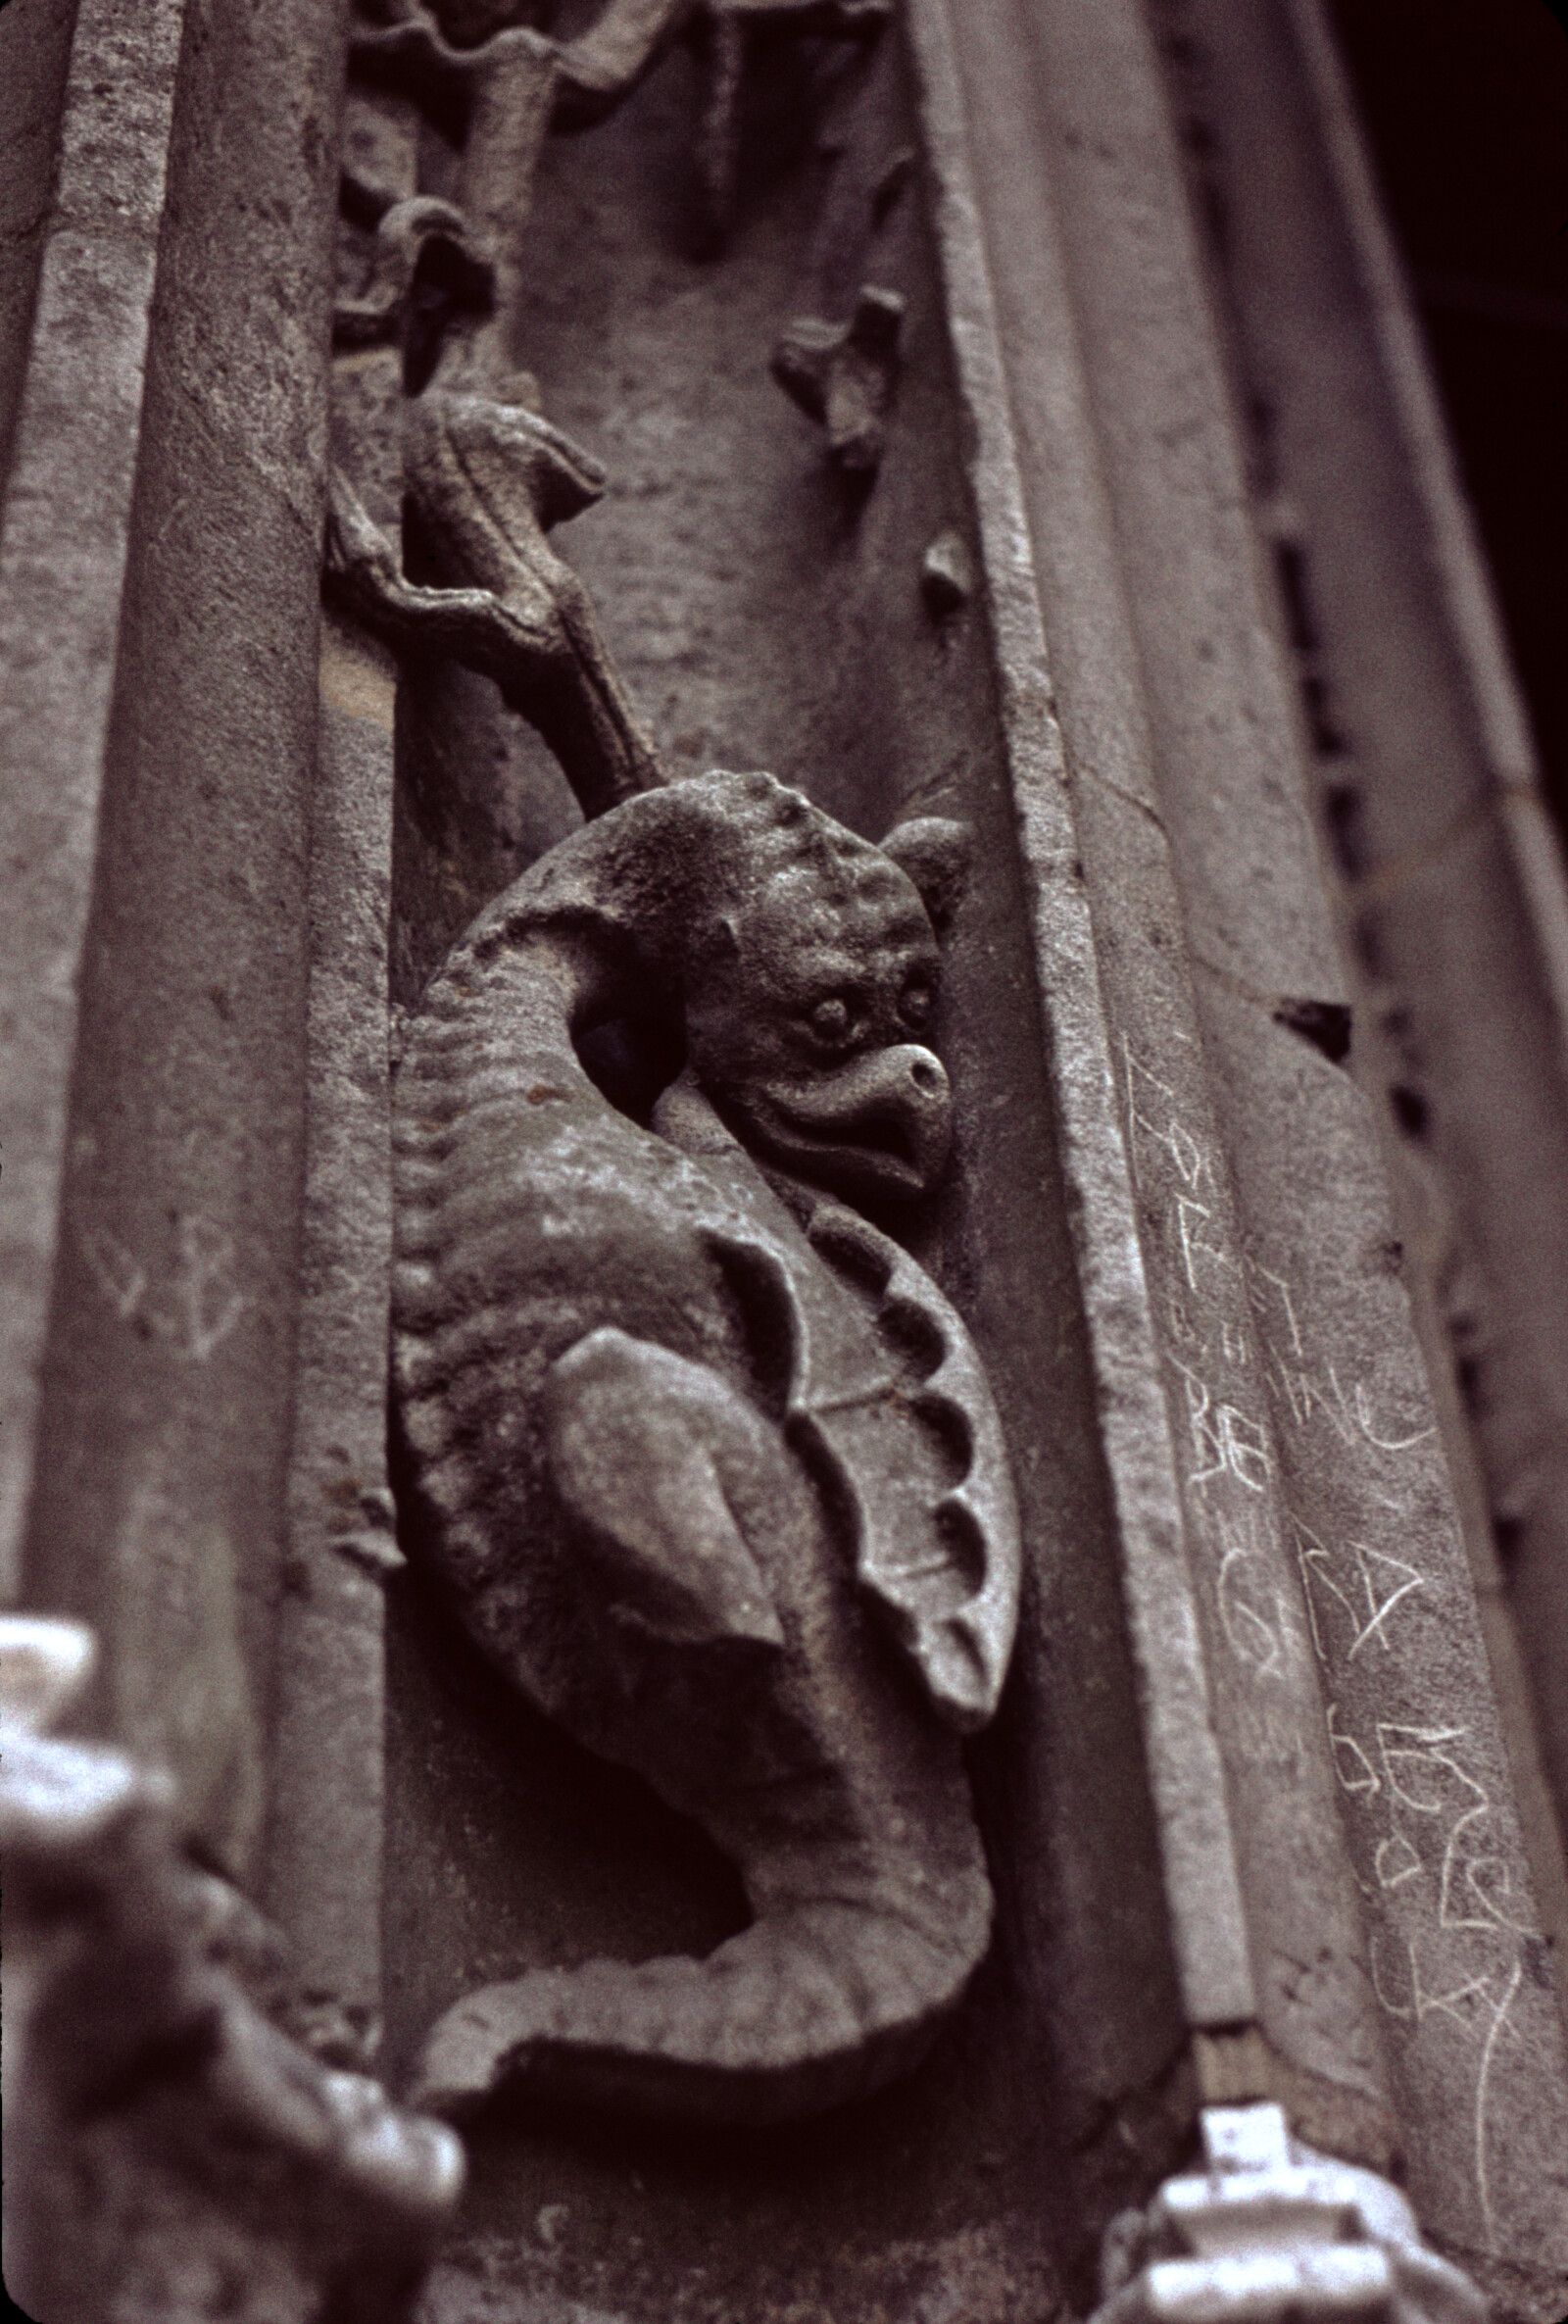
left=370, top=26, right=1184, bottom=2316
left=6, top=0, right=348, bottom=1879
left=911, top=0, right=1568, bottom=2309
left=1, top=1614, right=464, bottom=2324
left=1149, top=0, right=1568, bottom=1926
left=264, top=612, right=401, bottom=2065
left=0, top=0, right=78, bottom=481
left=3, top=1, right=1566, bottom=2319
left=0, top=0, right=187, bottom=1599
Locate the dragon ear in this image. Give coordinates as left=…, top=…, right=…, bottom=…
left=880, top=817, right=972, bottom=937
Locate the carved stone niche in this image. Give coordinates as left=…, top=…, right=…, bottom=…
left=313, top=20, right=1089, bottom=2312
left=5, top=0, right=1568, bottom=2321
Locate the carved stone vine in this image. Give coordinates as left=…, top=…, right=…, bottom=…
left=771, top=282, right=904, bottom=474
left=325, top=0, right=910, bottom=824
left=326, top=394, right=663, bottom=816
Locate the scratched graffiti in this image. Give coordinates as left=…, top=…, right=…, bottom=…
left=1119, top=1033, right=1552, bottom=2258
left=1293, top=1515, right=1425, bottom=1665
left=1333, top=1702, right=1536, bottom=2250
left=79, top=1211, right=247, bottom=1361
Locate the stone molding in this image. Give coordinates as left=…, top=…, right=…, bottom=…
left=3, top=0, right=1567, bottom=2315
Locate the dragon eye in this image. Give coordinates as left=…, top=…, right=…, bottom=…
left=900, top=983, right=934, bottom=1029
left=809, top=997, right=853, bottom=1043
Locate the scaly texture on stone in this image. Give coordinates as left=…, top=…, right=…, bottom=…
left=410, top=26, right=1188, bottom=2291
left=391, top=769, right=1020, bottom=2122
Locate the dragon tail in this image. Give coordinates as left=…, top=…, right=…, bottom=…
left=408, top=1879, right=992, bottom=2128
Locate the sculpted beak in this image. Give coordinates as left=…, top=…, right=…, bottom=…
left=753, top=1046, right=954, bottom=1200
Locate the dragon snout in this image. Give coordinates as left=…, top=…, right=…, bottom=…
left=765, top=1044, right=954, bottom=1197
left=857, top=1045, right=953, bottom=1178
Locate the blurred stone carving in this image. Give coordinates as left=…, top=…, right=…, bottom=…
left=331, top=195, right=495, bottom=353
left=920, top=526, right=974, bottom=617
left=1094, top=2103, right=1488, bottom=2324
left=0, top=1616, right=465, bottom=2324
left=325, top=392, right=666, bottom=816
left=392, top=768, right=1020, bottom=2124
left=771, top=283, right=905, bottom=474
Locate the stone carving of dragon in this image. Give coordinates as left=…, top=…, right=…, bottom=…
left=391, top=766, right=1021, bottom=2125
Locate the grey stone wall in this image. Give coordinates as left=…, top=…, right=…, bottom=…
left=1, top=0, right=347, bottom=1875
left=4, top=1, right=1567, bottom=2317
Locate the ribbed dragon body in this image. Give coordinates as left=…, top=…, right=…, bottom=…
left=392, top=769, right=1020, bottom=2123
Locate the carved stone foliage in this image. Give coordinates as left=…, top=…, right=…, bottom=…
left=390, top=769, right=1020, bottom=2122
left=0, top=1617, right=464, bottom=2324
left=324, top=0, right=912, bottom=839
left=327, top=392, right=665, bottom=818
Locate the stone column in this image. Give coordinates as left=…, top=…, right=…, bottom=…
left=1, top=0, right=349, bottom=1878
left=907, top=0, right=1568, bottom=2307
